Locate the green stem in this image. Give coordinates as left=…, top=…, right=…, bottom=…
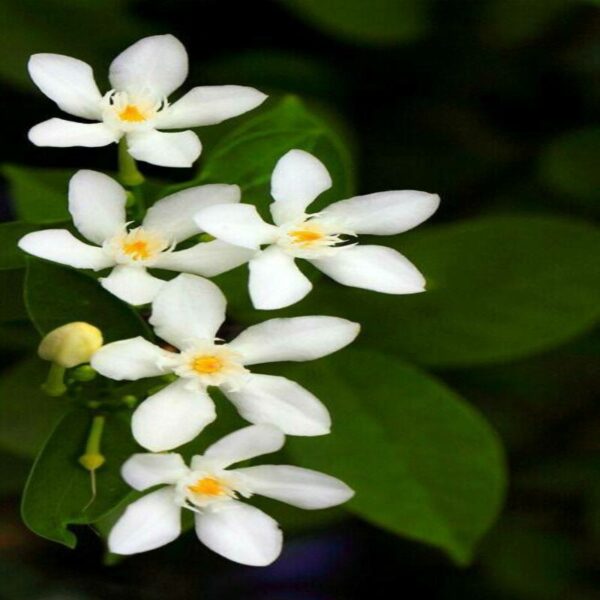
left=79, top=415, right=106, bottom=472
left=118, top=138, right=145, bottom=187
left=42, top=363, right=67, bottom=397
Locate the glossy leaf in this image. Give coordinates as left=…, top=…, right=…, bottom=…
left=24, top=258, right=151, bottom=342
left=0, top=269, right=27, bottom=322
left=21, top=408, right=138, bottom=547
left=191, top=95, right=355, bottom=216
left=2, top=165, right=72, bottom=224
left=0, top=221, right=42, bottom=269
left=266, top=215, right=600, bottom=367
left=0, top=358, right=66, bottom=458
left=272, top=349, right=506, bottom=565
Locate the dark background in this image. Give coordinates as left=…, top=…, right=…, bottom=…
left=0, top=1, right=599, bottom=598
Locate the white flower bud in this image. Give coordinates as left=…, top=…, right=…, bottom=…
left=38, top=322, right=103, bottom=368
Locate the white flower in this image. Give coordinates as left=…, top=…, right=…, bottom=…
left=195, top=149, right=441, bottom=309
left=27, top=34, right=267, bottom=167
left=91, top=274, right=360, bottom=451
left=108, top=424, right=354, bottom=565
left=18, top=170, right=254, bottom=305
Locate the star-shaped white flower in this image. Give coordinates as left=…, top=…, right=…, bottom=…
left=18, top=170, right=254, bottom=305
left=195, top=149, right=441, bottom=309
left=109, top=424, right=354, bottom=565
left=91, top=274, right=360, bottom=451
left=27, top=34, right=267, bottom=167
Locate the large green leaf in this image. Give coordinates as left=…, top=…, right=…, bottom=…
left=0, top=358, right=66, bottom=458
left=282, top=0, right=430, bottom=45
left=271, top=349, right=506, bottom=565
left=263, top=215, right=600, bottom=368
left=0, top=221, right=42, bottom=269
left=24, top=258, right=151, bottom=342
left=0, top=269, right=27, bottom=322
left=21, top=408, right=138, bottom=547
left=190, top=95, right=355, bottom=216
left=2, top=165, right=72, bottom=224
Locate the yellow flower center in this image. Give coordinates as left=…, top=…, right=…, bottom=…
left=187, top=477, right=226, bottom=496
left=192, top=355, right=223, bottom=374
left=121, top=239, right=150, bottom=260
left=290, top=229, right=324, bottom=243
left=119, top=104, right=146, bottom=122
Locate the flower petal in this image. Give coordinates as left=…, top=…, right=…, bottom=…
left=195, top=501, right=282, bottom=566
left=156, top=85, right=267, bottom=129
left=18, top=229, right=114, bottom=270
left=149, top=274, right=226, bottom=348
left=229, top=316, right=360, bottom=365
left=311, top=245, right=426, bottom=294
left=68, top=170, right=127, bottom=244
left=109, top=487, right=181, bottom=555
left=224, top=374, right=330, bottom=436
left=28, top=54, right=102, bottom=120
left=270, top=149, right=332, bottom=225
left=154, top=240, right=254, bottom=277
left=143, top=184, right=241, bottom=243
left=109, top=34, right=188, bottom=97
left=321, top=190, right=440, bottom=235
left=201, top=424, right=284, bottom=468
left=126, top=129, right=201, bottom=168
left=234, top=465, right=354, bottom=509
left=122, top=453, right=188, bottom=491
left=91, top=336, right=174, bottom=380
left=28, top=119, right=118, bottom=147
left=248, top=246, right=312, bottom=310
left=100, top=265, right=165, bottom=305
left=132, top=379, right=216, bottom=452
left=194, top=204, right=278, bottom=250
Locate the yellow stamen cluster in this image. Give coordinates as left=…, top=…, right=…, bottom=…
left=188, top=477, right=226, bottom=497
left=119, top=104, right=146, bottom=122
left=122, top=239, right=150, bottom=260
left=289, top=228, right=324, bottom=244
left=192, top=355, right=224, bottom=374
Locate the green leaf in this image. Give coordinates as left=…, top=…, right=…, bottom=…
left=274, top=349, right=506, bottom=565
left=0, top=221, right=41, bottom=269
left=538, top=128, right=600, bottom=202
left=24, top=258, right=151, bottom=342
left=0, top=358, right=67, bottom=458
left=282, top=0, right=430, bottom=45
left=2, top=165, right=72, bottom=224
left=190, top=96, right=355, bottom=216
left=0, top=269, right=27, bottom=322
left=21, top=408, right=138, bottom=547
left=272, top=215, right=600, bottom=367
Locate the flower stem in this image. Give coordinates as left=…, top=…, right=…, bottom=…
left=118, top=138, right=144, bottom=187
left=79, top=415, right=106, bottom=511
left=42, top=363, right=67, bottom=397
left=79, top=415, right=106, bottom=471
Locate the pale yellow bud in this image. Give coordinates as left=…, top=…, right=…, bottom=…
left=38, top=322, right=103, bottom=368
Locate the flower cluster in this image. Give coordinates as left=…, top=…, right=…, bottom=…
left=20, top=34, right=439, bottom=565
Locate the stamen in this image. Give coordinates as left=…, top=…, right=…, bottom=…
left=119, top=104, right=146, bottom=122
left=192, top=355, right=223, bottom=374
left=290, top=229, right=324, bottom=244
left=188, top=477, right=226, bottom=497
left=122, top=239, right=150, bottom=260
